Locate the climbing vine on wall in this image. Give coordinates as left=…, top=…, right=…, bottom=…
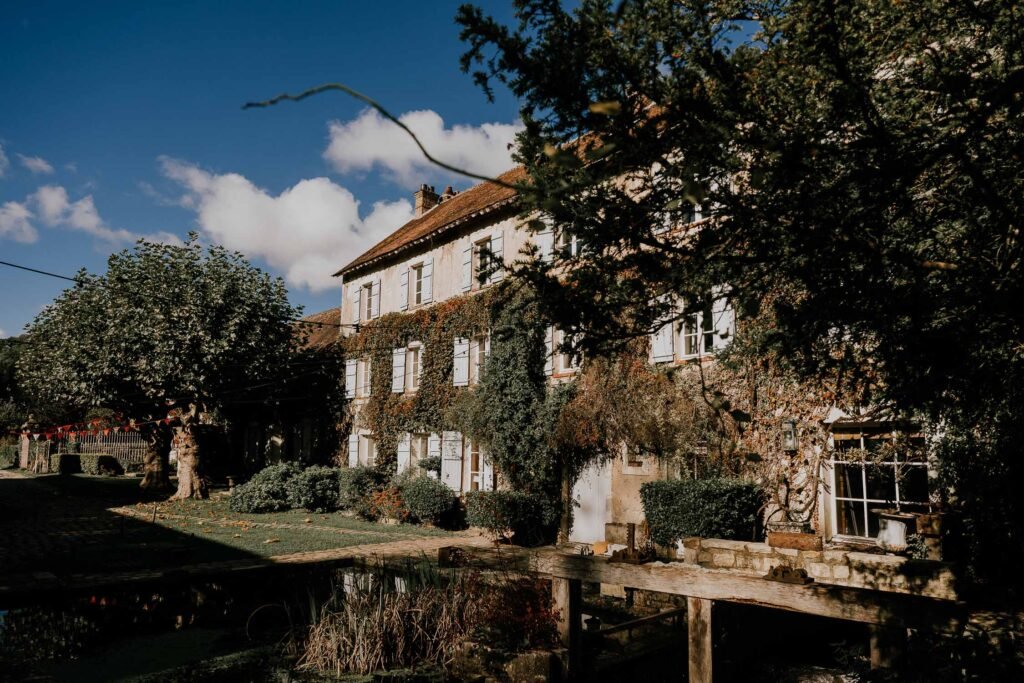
left=342, top=289, right=495, bottom=473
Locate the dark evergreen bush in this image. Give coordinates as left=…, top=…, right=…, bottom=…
left=287, top=465, right=342, bottom=512
left=465, top=490, right=556, bottom=546
left=229, top=462, right=301, bottom=513
left=80, top=454, right=123, bottom=476
left=400, top=475, right=456, bottom=525
left=640, top=478, right=764, bottom=546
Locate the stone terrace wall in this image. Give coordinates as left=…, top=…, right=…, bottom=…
left=679, top=538, right=957, bottom=601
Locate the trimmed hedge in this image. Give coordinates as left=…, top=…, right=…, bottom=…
left=640, top=478, right=764, bottom=546
left=286, top=465, right=342, bottom=512
left=0, top=445, right=17, bottom=469
left=465, top=490, right=557, bottom=546
left=230, top=462, right=302, bottom=513
left=399, top=475, right=456, bottom=525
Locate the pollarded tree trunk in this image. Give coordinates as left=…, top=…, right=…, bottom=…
left=140, top=423, right=172, bottom=493
left=172, top=420, right=208, bottom=500
left=558, top=459, right=573, bottom=545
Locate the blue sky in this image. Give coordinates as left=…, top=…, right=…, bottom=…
left=0, top=0, right=521, bottom=337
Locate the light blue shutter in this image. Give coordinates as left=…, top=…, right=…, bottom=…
left=461, top=245, right=473, bottom=292
left=391, top=348, right=406, bottom=393
left=399, top=267, right=409, bottom=311
left=396, top=433, right=411, bottom=475
left=422, top=258, right=433, bottom=303
left=453, top=337, right=470, bottom=386
left=651, top=321, right=675, bottom=363
left=489, top=231, right=504, bottom=283
left=441, top=431, right=463, bottom=492
left=370, top=279, right=381, bottom=319
left=345, top=359, right=357, bottom=399
left=351, top=285, right=361, bottom=325
left=347, top=433, right=358, bottom=467
left=427, top=433, right=442, bottom=480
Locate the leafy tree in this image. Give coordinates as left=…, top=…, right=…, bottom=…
left=457, top=0, right=1024, bottom=588
left=17, top=236, right=300, bottom=498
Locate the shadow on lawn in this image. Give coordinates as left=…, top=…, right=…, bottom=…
left=0, top=474, right=262, bottom=586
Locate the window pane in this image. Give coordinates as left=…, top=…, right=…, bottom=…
left=865, top=463, right=895, bottom=501
left=836, top=500, right=865, bottom=537
left=899, top=465, right=929, bottom=504
left=834, top=462, right=864, bottom=499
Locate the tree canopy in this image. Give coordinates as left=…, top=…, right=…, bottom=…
left=457, top=0, right=1024, bottom=588
left=17, top=235, right=301, bottom=497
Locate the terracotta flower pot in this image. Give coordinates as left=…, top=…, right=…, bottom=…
left=872, top=508, right=917, bottom=552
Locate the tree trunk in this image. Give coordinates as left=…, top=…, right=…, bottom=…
left=171, top=424, right=208, bottom=499
left=140, top=423, right=172, bottom=493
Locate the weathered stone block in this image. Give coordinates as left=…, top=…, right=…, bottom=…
left=832, top=564, right=851, bottom=580
left=701, top=538, right=749, bottom=551
left=711, top=552, right=736, bottom=568
left=504, top=649, right=560, bottom=682
left=808, top=562, right=832, bottom=579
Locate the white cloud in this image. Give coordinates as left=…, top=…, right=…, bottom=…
left=324, top=109, right=522, bottom=187
left=29, top=185, right=137, bottom=242
left=0, top=328, right=6, bottom=339
left=0, top=144, right=9, bottom=178
left=0, top=200, right=37, bottom=242
left=160, top=157, right=414, bottom=292
left=17, top=154, right=54, bottom=175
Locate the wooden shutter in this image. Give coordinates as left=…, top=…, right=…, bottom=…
left=345, top=359, right=357, bottom=399
left=712, top=298, right=735, bottom=351
left=544, top=326, right=554, bottom=376
left=391, top=347, right=406, bottom=393
left=441, top=431, right=463, bottom=492
left=351, top=285, right=361, bottom=325
left=489, top=231, right=504, bottom=283
left=399, top=267, right=409, bottom=311
left=651, top=321, right=675, bottom=363
left=453, top=337, right=470, bottom=386
left=396, top=433, right=411, bottom=475
left=461, top=245, right=473, bottom=292
left=422, top=257, right=433, bottom=303
left=427, top=433, right=442, bottom=480
left=347, top=433, right=358, bottom=467
left=370, top=279, right=381, bottom=319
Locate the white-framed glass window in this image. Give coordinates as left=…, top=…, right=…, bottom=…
left=679, top=298, right=731, bottom=358
left=469, top=333, right=490, bottom=385
left=362, top=434, right=377, bottom=467
left=411, top=263, right=425, bottom=307
left=557, top=230, right=581, bottom=258
left=828, top=432, right=930, bottom=539
left=473, top=237, right=492, bottom=285
left=358, top=356, right=372, bottom=397
left=362, top=284, right=373, bottom=320
left=406, top=343, right=422, bottom=391
left=466, top=439, right=483, bottom=492
left=555, top=328, right=580, bottom=373
left=410, top=433, right=428, bottom=471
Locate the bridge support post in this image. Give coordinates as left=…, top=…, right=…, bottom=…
left=688, top=596, right=713, bottom=683
left=870, top=624, right=907, bottom=670
left=552, top=576, right=582, bottom=680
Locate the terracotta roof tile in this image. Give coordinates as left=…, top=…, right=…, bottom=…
left=336, top=166, right=526, bottom=278
left=295, top=307, right=340, bottom=351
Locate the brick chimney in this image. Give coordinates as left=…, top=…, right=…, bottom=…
left=439, top=185, right=458, bottom=203
left=414, top=184, right=439, bottom=216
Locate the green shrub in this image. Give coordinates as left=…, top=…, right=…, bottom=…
left=465, top=491, right=556, bottom=546
left=229, top=462, right=301, bottom=513
left=80, top=454, right=124, bottom=476
left=287, top=466, right=342, bottom=512
left=0, top=445, right=17, bottom=469
left=339, top=465, right=387, bottom=517
left=400, top=475, right=456, bottom=525
left=417, top=455, right=442, bottom=475
left=49, top=453, right=82, bottom=474
left=640, top=478, right=764, bottom=546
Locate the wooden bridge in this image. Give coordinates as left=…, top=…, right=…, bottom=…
left=440, top=544, right=968, bottom=682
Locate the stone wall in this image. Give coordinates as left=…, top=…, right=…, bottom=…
left=679, top=538, right=957, bottom=601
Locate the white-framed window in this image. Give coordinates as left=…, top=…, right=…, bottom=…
left=362, top=283, right=374, bottom=321
left=679, top=296, right=734, bottom=358
left=469, top=332, right=490, bottom=385
left=411, top=264, right=425, bottom=306
left=410, top=433, right=429, bottom=471
left=358, top=356, right=372, bottom=397
left=828, top=432, right=930, bottom=539
left=407, top=343, right=422, bottom=391
left=362, top=434, right=377, bottom=467
left=554, top=328, right=580, bottom=374
left=557, top=230, right=581, bottom=258
left=466, top=439, right=483, bottom=492
left=473, top=236, right=493, bottom=286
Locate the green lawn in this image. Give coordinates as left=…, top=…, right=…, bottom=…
left=0, top=473, right=458, bottom=578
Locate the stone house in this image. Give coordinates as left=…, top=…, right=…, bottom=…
left=334, top=168, right=935, bottom=552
